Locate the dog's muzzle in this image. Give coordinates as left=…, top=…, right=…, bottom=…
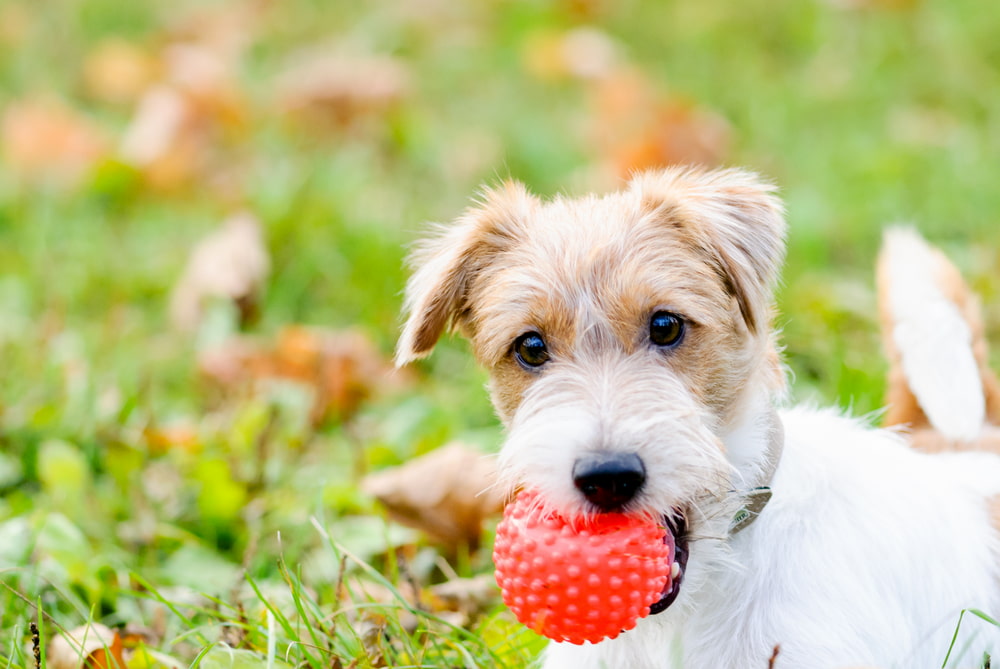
left=572, top=451, right=690, bottom=617
left=572, top=451, right=646, bottom=511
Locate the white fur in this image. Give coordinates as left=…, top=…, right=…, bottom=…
left=881, top=227, right=985, bottom=441
left=543, top=407, right=1000, bottom=669
left=396, top=169, right=1000, bottom=669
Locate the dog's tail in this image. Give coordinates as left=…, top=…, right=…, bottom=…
left=877, top=228, right=1000, bottom=444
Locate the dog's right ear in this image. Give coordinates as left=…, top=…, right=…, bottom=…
left=630, top=167, right=786, bottom=334
left=395, top=181, right=536, bottom=366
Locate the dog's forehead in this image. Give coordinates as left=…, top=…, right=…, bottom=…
left=496, top=191, right=718, bottom=302
left=521, top=191, right=652, bottom=256
left=467, top=190, right=728, bottom=363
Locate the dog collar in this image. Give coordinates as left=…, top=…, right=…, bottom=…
left=729, top=411, right=783, bottom=535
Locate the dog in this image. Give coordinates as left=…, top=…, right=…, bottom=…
left=395, top=166, right=1000, bottom=668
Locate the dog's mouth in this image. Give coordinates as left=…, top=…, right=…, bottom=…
left=649, top=511, right=688, bottom=615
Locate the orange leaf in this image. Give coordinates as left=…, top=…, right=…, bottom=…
left=612, top=102, right=731, bottom=177
left=198, top=326, right=403, bottom=425
left=589, top=68, right=731, bottom=178
left=2, top=98, right=109, bottom=185
left=84, top=633, right=125, bottom=669
left=48, top=625, right=124, bottom=669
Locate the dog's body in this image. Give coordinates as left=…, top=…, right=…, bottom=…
left=544, top=407, right=1000, bottom=668
left=396, top=167, right=1000, bottom=668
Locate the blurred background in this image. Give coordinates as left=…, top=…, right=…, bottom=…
left=2, top=0, right=1000, bottom=666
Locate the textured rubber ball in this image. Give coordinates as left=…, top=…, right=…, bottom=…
left=493, top=489, right=674, bottom=645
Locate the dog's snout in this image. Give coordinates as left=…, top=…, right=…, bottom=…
left=572, top=451, right=645, bottom=511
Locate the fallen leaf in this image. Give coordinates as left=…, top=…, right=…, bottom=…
left=169, top=212, right=270, bottom=332
left=1, top=98, right=109, bottom=185
left=161, top=42, right=245, bottom=127
left=116, top=49, right=245, bottom=192
left=362, top=443, right=504, bottom=550
left=198, top=327, right=401, bottom=425
left=118, top=84, right=205, bottom=190
left=610, top=101, right=731, bottom=176
left=274, top=47, right=410, bottom=128
left=83, top=39, right=160, bottom=105
left=589, top=68, right=731, bottom=179
left=47, top=624, right=124, bottom=669
left=100, top=1, right=254, bottom=191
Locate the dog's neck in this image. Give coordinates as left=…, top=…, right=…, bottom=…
left=724, top=393, right=782, bottom=480
left=720, top=384, right=784, bottom=533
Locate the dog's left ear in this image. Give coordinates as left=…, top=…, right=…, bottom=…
left=631, top=167, right=787, bottom=333
left=396, top=181, right=536, bottom=366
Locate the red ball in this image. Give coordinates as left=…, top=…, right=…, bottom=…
left=493, top=489, right=674, bottom=645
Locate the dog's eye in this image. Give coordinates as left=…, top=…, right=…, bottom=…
left=514, top=332, right=550, bottom=368
left=650, top=311, right=685, bottom=348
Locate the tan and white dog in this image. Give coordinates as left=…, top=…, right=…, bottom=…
left=396, top=167, right=1000, bottom=668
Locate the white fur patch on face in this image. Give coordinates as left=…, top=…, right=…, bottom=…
left=496, top=348, right=734, bottom=518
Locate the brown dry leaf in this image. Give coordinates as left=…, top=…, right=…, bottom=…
left=83, top=39, right=160, bottom=105
left=274, top=48, right=410, bottom=128
left=362, top=443, right=504, bottom=550
left=159, top=0, right=263, bottom=122
left=161, top=42, right=246, bottom=128
left=102, top=2, right=255, bottom=190
left=116, top=45, right=246, bottom=190
left=1, top=98, right=109, bottom=185
left=47, top=624, right=124, bottom=669
left=119, top=84, right=217, bottom=190
left=169, top=212, right=270, bottom=332
left=610, top=102, right=731, bottom=176
left=198, top=326, right=400, bottom=425
left=590, top=68, right=731, bottom=179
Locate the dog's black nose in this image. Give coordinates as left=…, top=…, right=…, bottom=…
left=572, top=451, right=646, bottom=511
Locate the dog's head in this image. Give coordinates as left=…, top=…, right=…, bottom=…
left=397, top=166, right=787, bottom=612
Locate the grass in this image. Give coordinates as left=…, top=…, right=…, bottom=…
left=2, top=0, right=1000, bottom=666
